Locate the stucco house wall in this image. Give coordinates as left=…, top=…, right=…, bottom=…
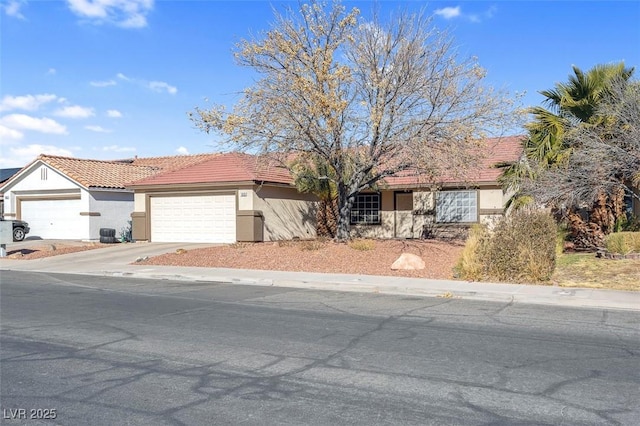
left=88, top=190, right=136, bottom=240
left=349, top=186, right=509, bottom=239
left=252, top=185, right=317, bottom=241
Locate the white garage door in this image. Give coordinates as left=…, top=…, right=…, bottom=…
left=20, top=198, right=84, bottom=239
left=150, top=194, right=236, bottom=243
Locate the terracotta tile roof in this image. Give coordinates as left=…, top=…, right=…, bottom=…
left=128, top=152, right=293, bottom=187
left=384, top=135, right=524, bottom=187
left=2, top=153, right=219, bottom=190
left=129, top=153, right=219, bottom=171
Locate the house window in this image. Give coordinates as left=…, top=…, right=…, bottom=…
left=40, top=167, right=48, bottom=180
left=350, top=193, right=381, bottom=225
left=436, top=190, right=477, bottom=223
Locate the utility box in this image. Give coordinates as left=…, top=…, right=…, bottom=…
left=0, top=221, right=13, bottom=244
left=236, top=210, right=264, bottom=242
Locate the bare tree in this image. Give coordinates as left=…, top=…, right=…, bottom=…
left=191, top=1, right=517, bottom=240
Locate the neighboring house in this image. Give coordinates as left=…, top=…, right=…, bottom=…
left=350, top=135, right=524, bottom=239
left=127, top=152, right=318, bottom=243
left=0, top=154, right=216, bottom=240
left=1, top=168, right=22, bottom=218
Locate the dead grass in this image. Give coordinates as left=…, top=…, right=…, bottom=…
left=552, top=253, right=640, bottom=291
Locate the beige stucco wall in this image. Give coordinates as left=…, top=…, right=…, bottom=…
left=479, top=188, right=504, bottom=209
left=134, top=192, right=146, bottom=211
left=350, top=190, right=435, bottom=239
left=253, top=185, right=318, bottom=240
left=350, top=187, right=511, bottom=239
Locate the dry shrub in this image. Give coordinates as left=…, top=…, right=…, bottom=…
left=605, top=232, right=640, bottom=254
left=276, top=240, right=295, bottom=248
left=230, top=242, right=252, bottom=249
left=455, top=224, right=488, bottom=281
left=299, top=240, right=326, bottom=251
left=456, top=211, right=557, bottom=283
left=484, top=210, right=557, bottom=283
left=348, top=239, right=375, bottom=251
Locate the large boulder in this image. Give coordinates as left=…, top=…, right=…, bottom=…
left=391, top=253, right=425, bottom=270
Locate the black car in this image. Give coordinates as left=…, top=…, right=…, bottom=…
left=1, top=218, right=30, bottom=241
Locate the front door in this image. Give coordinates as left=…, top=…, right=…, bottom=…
left=394, top=192, right=414, bottom=238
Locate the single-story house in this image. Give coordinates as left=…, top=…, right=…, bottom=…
left=351, top=135, right=525, bottom=239
left=127, top=136, right=524, bottom=243
left=0, top=153, right=216, bottom=240
left=127, top=152, right=318, bottom=243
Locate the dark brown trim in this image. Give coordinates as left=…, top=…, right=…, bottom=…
left=79, top=212, right=101, bottom=216
left=479, top=208, right=504, bottom=215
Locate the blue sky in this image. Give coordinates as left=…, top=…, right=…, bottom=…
left=1, top=0, right=638, bottom=168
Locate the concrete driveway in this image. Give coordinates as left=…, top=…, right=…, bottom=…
left=0, top=240, right=215, bottom=274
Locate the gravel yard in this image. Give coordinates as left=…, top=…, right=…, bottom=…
left=139, top=239, right=465, bottom=279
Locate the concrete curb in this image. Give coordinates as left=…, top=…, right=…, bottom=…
left=2, top=241, right=639, bottom=311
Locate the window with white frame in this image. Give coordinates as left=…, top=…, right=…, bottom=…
left=350, top=193, right=381, bottom=225
left=436, top=190, right=477, bottom=223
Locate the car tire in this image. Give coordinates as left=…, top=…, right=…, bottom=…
left=13, top=227, right=25, bottom=241
left=99, top=236, right=118, bottom=244
left=99, top=228, right=116, bottom=238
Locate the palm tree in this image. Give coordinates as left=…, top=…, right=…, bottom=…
left=499, top=62, right=634, bottom=245
left=291, top=156, right=339, bottom=238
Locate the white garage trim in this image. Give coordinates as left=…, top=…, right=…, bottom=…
left=150, top=194, right=236, bottom=243
left=18, top=196, right=84, bottom=239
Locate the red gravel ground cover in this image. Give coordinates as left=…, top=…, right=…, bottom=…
left=140, top=239, right=465, bottom=279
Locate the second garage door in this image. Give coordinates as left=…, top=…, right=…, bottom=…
left=150, top=194, right=236, bottom=243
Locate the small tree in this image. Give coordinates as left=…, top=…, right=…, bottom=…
left=191, top=0, right=516, bottom=240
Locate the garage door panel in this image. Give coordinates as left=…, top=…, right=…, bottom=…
left=20, top=198, right=83, bottom=239
left=150, top=195, right=236, bottom=243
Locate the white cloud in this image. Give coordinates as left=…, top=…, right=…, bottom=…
left=0, top=114, right=68, bottom=134
left=85, top=125, right=111, bottom=133
left=148, top=81, right=177, bottom=95
left=176, top=146, right=189, bottom=155
left=435, top=5, right=497, bottom=23
left=0, top=125, right=24, bottom=141
left=109, top=73, right=177, bottom=95
left=3, top=0, right=26, bottom=19
left=0, top=94, right=57, bottom=112
left=54, top=105, right=95, bottom=119
left=0, top=144, right=75, bottom=168
left=47, top=68, right=57, bottom=75
left=90, top=79, right=117, bottom=87
left=107, top=109, right=122, bottom=118
left=66, top=0, right=154, bottom=28
left=101, top=145, right=136, bottom=152
left=435, top=6, right=461, bottom=19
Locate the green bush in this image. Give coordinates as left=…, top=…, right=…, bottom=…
left=605, top=232, right=640, bottom=254
left=456, top=210, right=558, bottom=283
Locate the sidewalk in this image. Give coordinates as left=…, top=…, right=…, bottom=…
left=1, top=242, right=639, bottom=311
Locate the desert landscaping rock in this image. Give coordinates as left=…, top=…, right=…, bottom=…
left=390, top=252, right=426, bottom=270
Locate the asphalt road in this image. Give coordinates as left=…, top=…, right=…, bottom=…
left=1, top=271, right=639, bottom=425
